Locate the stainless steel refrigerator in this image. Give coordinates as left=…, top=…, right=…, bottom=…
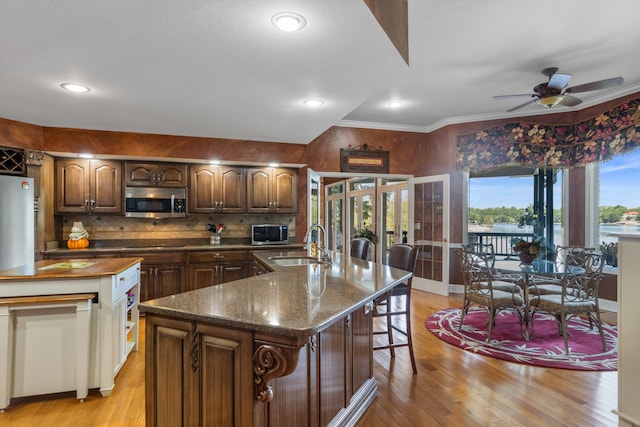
left=0, top=175, right=34, bottom=270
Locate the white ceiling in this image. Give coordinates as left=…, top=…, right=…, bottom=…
left=2, top=0, right=640, bottom=145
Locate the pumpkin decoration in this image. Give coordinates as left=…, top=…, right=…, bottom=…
left=67, top=238, right=89, bottom=249
left=67, top=221, right=90, bottom=249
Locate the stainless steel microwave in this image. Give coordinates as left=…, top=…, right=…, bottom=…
left=251, top=224, right=288, bottom=245
left=125, top=187, right=186, bottom=218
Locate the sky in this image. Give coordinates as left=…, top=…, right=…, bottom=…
left=469, top=150, right=640, bottom=209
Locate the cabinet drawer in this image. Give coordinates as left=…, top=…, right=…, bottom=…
left=130, top=253, right=186, bottom=265
left=114, top=264, right=140, bottom=296
left=189, top=251, right=247, bottom=263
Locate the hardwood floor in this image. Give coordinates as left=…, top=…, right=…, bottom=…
left=0, top=291, right=618, bottom=427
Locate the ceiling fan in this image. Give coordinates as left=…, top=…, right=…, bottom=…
left=493, top=67, right=624, bottom=112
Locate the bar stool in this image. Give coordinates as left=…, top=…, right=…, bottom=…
left=373, top=244, right=419, bottom=374
left=350, top=238, right=370, bottom=260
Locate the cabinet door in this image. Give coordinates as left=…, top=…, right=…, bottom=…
left=90, top=160, right=122, bottom=213
left=246, top=168, right=272, bottom=213
left=272, top=168, right=298, bottom=213
left=219, top=166, right=245, bottom=213
left=156, top=163, right=187, bottom=187
left=189, top=164, right=220, bottom=213
left=217, top=262, right=247, bottom=284
left=190, top=263, right=217, bottom=290
left=125, top=162, right=156, bottom=186
left=145, top=316, right=197, bottom=427
left=55, top=158, right=90, bottom=213
left=153, top=264, right=185, bottom=299
left=350, top=305, right=372, bottom=401
left=246, top=167, right=298, bottom=213
left=145, top=316, right=253, bottom=427
left=139, top=267, right=153, bottom=302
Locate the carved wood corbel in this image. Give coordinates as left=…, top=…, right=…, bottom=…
left=253, top=342, right=301, bottom=403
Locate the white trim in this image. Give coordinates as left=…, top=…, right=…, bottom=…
left=410, top=174, right=450, bottom=296
left=584, top=162, right=599, bottom=248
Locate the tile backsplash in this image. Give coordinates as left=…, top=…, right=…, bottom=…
left=60, top=214, right=297, bottom=243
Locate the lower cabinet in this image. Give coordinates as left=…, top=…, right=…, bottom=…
left=138, top=253, right=186, bottom=301
left=145, top=315, right=254, bottom=427
left=260, top=304, right=373, bottom=426
left=187, top=251, right=248, bottom=290
left=145, top=304, right=374, bottom=427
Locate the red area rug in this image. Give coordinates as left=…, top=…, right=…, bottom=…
left=426, top=307, right=617, bottom=371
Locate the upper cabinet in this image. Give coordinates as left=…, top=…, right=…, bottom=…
left=188, top=165, right=245, bottom=214
left=55, top=159, right=122, bottom=214
left=125, top=162, right=187, bottom=187
left=246, top=167, right=298, bottom=214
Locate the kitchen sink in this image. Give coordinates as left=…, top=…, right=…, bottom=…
left=269, top=256, right=322, bottom=267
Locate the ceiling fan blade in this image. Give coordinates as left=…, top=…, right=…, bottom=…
left=558, top=94, right=582, bottom=107
left=566, top=77, right=624, bottom=94
left=547, top=73, right=571, bottom=90
left=492, top=94, right=536, bottom=99
left=507, top=98, right=537, bottom=112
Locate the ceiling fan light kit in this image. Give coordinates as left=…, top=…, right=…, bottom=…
left=494, top=67, right=624, bottom=112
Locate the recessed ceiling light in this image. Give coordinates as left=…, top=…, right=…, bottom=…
left=268, top=162, right=280, bottom=167
left=386, top=100, right=404, bottom=108
left=209, top=159, right=221, bottom=165
left=271, top=12, right=306, bottom=32
left=61, top=83, right=90, bottom=93
left=302, top=98, right=324, bottom=107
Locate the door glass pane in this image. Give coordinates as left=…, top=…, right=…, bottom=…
left=381, top=190, right=395, bottom=263
left=327, top=198, right=344, bottom=253
left=414, top=181, right=444, bottom=281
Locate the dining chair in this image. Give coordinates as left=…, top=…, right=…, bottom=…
left=528, top=252, right=606, bottom=354
left=462, top=244, right=521, bottom=293
left=458, top=248, right=525, bottom=342
left=372, top=244, right=419, bottom=374
left=529, top=245, right=596, bottom=296
left=350, top=237, right=370, bottom=260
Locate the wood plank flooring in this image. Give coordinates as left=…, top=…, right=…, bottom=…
left=0, top=291, right=618, bottom=427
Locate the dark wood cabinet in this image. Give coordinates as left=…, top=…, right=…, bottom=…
left=144, top=315, right=253, bottom=427
left=137, top=253, right=186, bottom=301
left=55, top=159, right=122, bottom=214
left=246, top=167, right=298, bottom=214
left=187, top=251, right=248, bottom=290
left=125, top=162, right=187, bottom=187
left=188, top=164, right=246, bottom=214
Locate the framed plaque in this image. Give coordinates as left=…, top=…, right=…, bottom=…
left=340, top=148, right=389, bottom=173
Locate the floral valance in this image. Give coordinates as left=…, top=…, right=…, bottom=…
left=456, top=97, right=640, bottom=172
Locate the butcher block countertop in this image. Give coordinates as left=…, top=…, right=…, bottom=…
left=0, top=257, right=143, bottom=281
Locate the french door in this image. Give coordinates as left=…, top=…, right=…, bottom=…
left=378, top=180, right=408, bottom=264
left=410, top=174, right=450, bottom=295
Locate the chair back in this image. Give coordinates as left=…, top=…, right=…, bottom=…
left=561, top=252, right=604, bottom=303
left=388, top=244, right=419, bottom=289
left=350, top=237, right=370, bottom=260
left=458, top=248, right=494, bottom=294
left=464, top=243, right=496, bottom=269
left=554, top=245, right=595, bottom=273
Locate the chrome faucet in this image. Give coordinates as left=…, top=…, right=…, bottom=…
left=303, top=224, right=331, bottom=263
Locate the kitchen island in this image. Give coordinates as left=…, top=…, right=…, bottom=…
left=0, top=257, right=142, bottom=410
left=140, top=251, right=412, bottom=427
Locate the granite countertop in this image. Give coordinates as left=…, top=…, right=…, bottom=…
left=0, top=257, right=143, bottom=280
left=140, top=251, right=412, bottom=339
left=43, top=240, right=304, bottom=255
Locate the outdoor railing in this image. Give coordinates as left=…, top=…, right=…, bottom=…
left=468, top=232, right=536, bottom=259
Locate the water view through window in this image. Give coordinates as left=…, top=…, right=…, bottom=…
left=468, top=150, right=640, bottom=250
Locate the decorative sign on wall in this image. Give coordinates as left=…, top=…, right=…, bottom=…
left=340, top=144, right=389, bottom=173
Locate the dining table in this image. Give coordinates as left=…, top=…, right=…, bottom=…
left=494, top=258, right=580, bottom=340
